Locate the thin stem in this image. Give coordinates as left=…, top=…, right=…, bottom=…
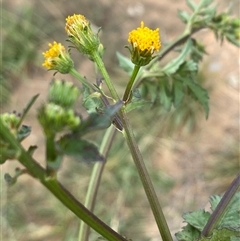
left=146, top=32, right=190, bottom=69
left=147, top=26, right=205, bottom=69
left=202, top=173, right=240, bottom=237
left=122, top=65, right=141, bottom=102
left=69, top=68, right=95, bottom=90
left=119, top=108, right=173, bottom=241
left=46, top=134, right=57, bottom=176
left=79, top=125, right=117, bottom=241
left=92, top=51, right=120, bottom=101
left=0, top=121, right=128, bottom=241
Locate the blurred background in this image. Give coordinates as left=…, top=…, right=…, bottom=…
left=1, top=0, right=239, bottom=240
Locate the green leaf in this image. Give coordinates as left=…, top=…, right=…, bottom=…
left=199, top=228, right=239, bottom=241
left=116, top=51, right=134, bottom=75
left=183, top=78, right=209, bottom=118
left=178, top=10, right=191, bottom=23
left=173, top=78, right=185, bottom=107
left=58, top=137, right=104, bottom=163
left=198, top=6, right=216, bottom=18
left=184, top=60, right=198, bottom=72
left=175, top=223, right=200, bottom=241
left=125, top=89, right=151, bottom=112
left=125, top=99, right=150, bottom=113
left=82, top=86, right=103, bottom=114
left=177, top=192, right=240, bottom=241
left=158, top=78, right=172, bottom=111
left=186, top=0, right=197, bottom=11
left=140, top=81, right=158, bottom=103
left=226, top=34, right=240, bottom=48
left=75, top=101, right=123, bottom=135
left=209, top=195, right=222, bottom=211
left=217, top=192, right=240, bottom=232
left=183, top=210, right=211, bottom=231
left=17, top=94, right=39, bottom=129
left=197, top=0, right=213, bottom=10
left=17, top=125, right=31, bottom=142
left=162, top=39, right=192, bottom=75
left=231, top=236, right=240, bottom=241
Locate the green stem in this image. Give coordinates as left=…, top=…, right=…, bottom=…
left=0, top=121, right=128, bottom=241
left=202, top=173, right=240, bottom=237
left=46, top=134, right=57, bottom=176
left=119, top=108, right=173, bottom=241
left=79, top=125, right=117, bottom=241
left=69, top=68, right=95, bottom=90
left=93, top=51, right=173, bottom=241
left=122, top=65, right=141, bottom=102
left=92, top=51, right=120, bottom=101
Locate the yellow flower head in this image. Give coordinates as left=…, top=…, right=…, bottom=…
left=42, top=41, right=73, bottom=74
left=127, top=21, right=161, bottom=66
left=65, top=14, right=100, bottom=57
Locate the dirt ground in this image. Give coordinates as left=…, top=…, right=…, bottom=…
left=2, top=0, right=240, bottom=240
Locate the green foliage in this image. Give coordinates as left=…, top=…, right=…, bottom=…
left=116, top=51, right=135, bottom=75
left=162, top=40, right=193, bottom=75
left=82, top=85, right=104, bottom=114
left=199, top=228, right=239, bottom=241
left=175, top=224, right=201, bottom=241
left=183, top=77, right=209, bottom=118
left=118, top=38, right=210, bottom=119
left=209, top=193, right=240, bottom=232
left=117, top=0, right=239, bottom=122
left=57, top=138, right=104, bottom=163
left=183, top=210, right=211, bottom=231
left=125, top=89, right=151, bottom=113
left=76, top=101, right=123, bottom=135
left=179, top=0, right=240, bottom=47
left=176, top=192, right=240, bottom=241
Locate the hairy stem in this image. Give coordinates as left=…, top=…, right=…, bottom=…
left=70, top=68, right=95, bottom=90
left=119, top=108, right=173, bottom=241
left=46, top=134, right=57, bottom=176
left=122, top=65, right=141, bottom=102
left=94, top=51, right=173, bottom=241
left=92, top=51, right=120, bottom=101
left=79, top=125, right=117, bottom=241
